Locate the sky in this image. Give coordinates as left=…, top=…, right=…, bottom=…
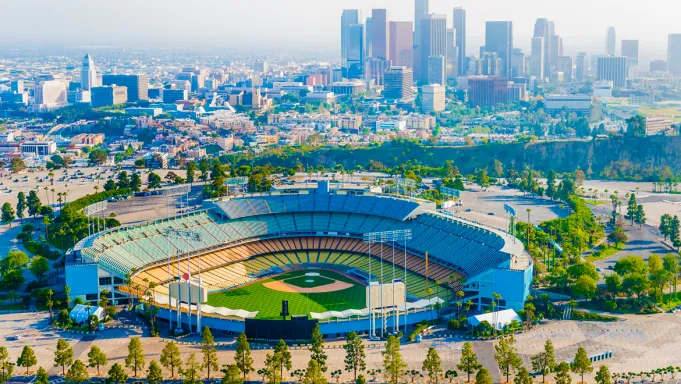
left=1, top=0, right=679, bottom=60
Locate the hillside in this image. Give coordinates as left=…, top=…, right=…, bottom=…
left=227, top=136, right=681, bottom=181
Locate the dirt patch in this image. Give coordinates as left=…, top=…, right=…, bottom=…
left=263, top=279, right=354, bottom=293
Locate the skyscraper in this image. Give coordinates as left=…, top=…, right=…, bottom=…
left=446, top=29, right=458, bottom=79
left=668, top=34, right=681, bottom=75
left=511, top=48, right=525, bottom=78
left=389, top=21, right=413, bottom=68
left=485, top=21, right=513, bottom=77
left=532, top=19, right=551, bottom=79
left=468, top=76, right=508, bottom=107
left=530, top=37, right=545, bottom=80
left=621, top=40, right=639, bottom=66
left=427, top=55, right=446, bottom=85
left=346, top=24, right=366, bottom=78
left=597, top=56, right=627, bottom=88
left=556, top=56, right=573, bottom=81
left=421, top=84, right=446, bottom=112
left=384, top=66, right=413, bottom=101
left=414, top=0, right=429, bottom=42
left=418, top=14, right=447, bottom=84
left=371, top=9, right=389, bottom=60
left=453, top=8, right=467, bottom=76
left=606, top=27, right=617, bottom=56
left=81, top=54, right=97, bottom=91
left=102, top=74, right=149, bottom=102
left=341, top=10, right=361, bottom=68
left=575, top=52, right=588, bottom=81
left=365, top=17, right=373, bottom=60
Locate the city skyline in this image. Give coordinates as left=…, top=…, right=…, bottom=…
left=0, top=0, right=678, bottom=61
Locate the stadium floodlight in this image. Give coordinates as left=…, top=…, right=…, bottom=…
left=439, top=186, right=461, bottom=199
left=83, top=201, right=108, bottom=236
left=162, top=227, right=202, bottom=334
left=363, top=229, right=412, bottom=337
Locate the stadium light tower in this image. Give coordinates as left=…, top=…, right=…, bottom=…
left=363, top=229, right=412, bottom=338
left=162, top=226, right=202, bottom=334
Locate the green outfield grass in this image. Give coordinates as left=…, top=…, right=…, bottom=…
left=205, top=270, right=366, bottom=319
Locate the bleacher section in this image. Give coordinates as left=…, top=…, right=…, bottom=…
left=77, top=195, right=513, bottom=282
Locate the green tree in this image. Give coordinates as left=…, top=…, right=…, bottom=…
left=516, top=367, right=534, bottom=384
left=625, top=194, right=638, bottom=225
left=148, top=172, right=162, bottom=189
left=186, top=161, right=196, bottom=186
left=475, top=368, right=493, bottom=384
left=303, top=359, right=327, bottom=384
left=161, top=341, right=182, bottom=378
left=382, top=336, right=407, bottom=384
left=87, top=345, right=107, bottom=376
left=272, top=339, right=292, bottom=380
left=0, top=346, right=14, bottom=384
left=202, top=327, right=219, bottom=380
left=16, top=192, right=27, bottom=223
left=9, top=158, right=26, bottom=173
left=17, top=345, right=37, bottom=374
left=671, top=216, right=681, bottom=249
left=27, top=190, right=41, bottom=218
left=88, top=149, right=108, bottom=165
left=180, top=353, right=203, bottom=384
left=457, top=342, right=482, bottom=382
left=572, top=275, right=597, bottom=300
left=29, top=256, right=49, bottom=283
left=1, top=203, right=15, bottom=227
left=222, top=364, right=245, bottom=384
left=103, top=179, right=116, bottom=191
left=34, top=367, right=48, bottom=384
left=660, top=214, right=673, bottom=240
left=130, top=172, right=142, bottom=192
left=263, top=353, right=282, bottom=384
left=635, top=205, right=646, bottom=228
left=595, top=365, right=611, bottom=384
left=626, top=115, right=646, bottom=137
left=570, top=347, right=593, bottom=383
left=234, top=333, right=254, bottom=380
left=494, top=336, right=522, bottom=383
left=475, top=169, right=490, bottom=190
left=310, top=324, right=328, bottom=372
left=555, top=362, right=572, bottom=384
left=125, top=337, right=145, bottom=377
left=343, top=331, right=366, bottom=382
left=531, top=340, right=556, bottom=383
left=54, top=339, right=74, bottom=375
left=422, top=347, right=443, bottom=384
left=147, top=360, right=164, bottom=384
left=108, top=363, right=128, bottom=384
left=65, top=359, right=89, bottom=384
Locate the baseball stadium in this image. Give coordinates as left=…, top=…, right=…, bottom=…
left=66, top=182, right=532, bottom=337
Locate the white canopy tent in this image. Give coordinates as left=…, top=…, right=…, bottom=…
left=70, top=304, right=104, bottom=323
left=468, top=309, right=521, bottom=331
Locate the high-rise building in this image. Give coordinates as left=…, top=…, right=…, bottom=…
left=365, top=58, right=392, bottom=85
left=468, top=76, right=508, bottom=107
left=606, top=27, right=617, bottom=56
left=427, top=55, right=445, bottom=85
left=421, top=84, right=446, bottom=112
left=668, top=34, right=681, bottom=76
left=253, top=60, right=268, bottom=73
left=414, top=0, right=429, bottom=42
left=597, top=56, right=627, bottom=88
left=384, top=66, right=413, bottom=101
left=556, top=56, right=573, bottom=81
left=511, top=48, right=525, bottom=78
left=418, top=13, right=447, bottom=84
left=346, top=24, right=366, bottom=78
left=533, top=19, right=551, bottom=79
left=575, top=52, right=588, bottom=81
left=341, top=10, right=361, bottom=67
left=485, top=21, right=513, bottom=77
left=389, top=21, right=413, bottom=68
left=102, top=74, right=149, bottom=102
left=163, top=89, right=188, bottom=104
left=446, top=29, right=458, bottom=79
left=621, top=40, right=639, bottom=66
left=371, top=9, right=389, bottom=60
left=650, top=60, right=667, bottom=72
left=453, top=8, right=467, bottom=76
left=33, top=80, right=68, bottom=111
left=81, top=54, right=97, bottom=91
left=10, top=80, right=24, bottom=94
left=530, top=37, right=545, bottom=81
left=365, top=17, right=373, bottom=59
left=551, top=35, right=563, bottom=70
left=478, top=53, right=502, bottom=76
left=91, top=85, right=127, bottom=108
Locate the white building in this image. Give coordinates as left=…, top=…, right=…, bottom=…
left=375, top=120, right=407, bottom=131
left=32, top=80, right=68, bottom=111
left=81, top=54, right=97, bottom=91
left=593, top=80, right=614, bottom=98
left=421, top=84, right=446, bottom=112
left=645, top=115, right=674, bottom=136
left=544, top=95, right=593, bottom=113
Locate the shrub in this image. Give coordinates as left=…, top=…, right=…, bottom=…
left=447, top=319, right=460, bottom=330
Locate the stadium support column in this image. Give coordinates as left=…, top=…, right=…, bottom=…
left=167, top=248, right=173, bottom=331
left=197, top=251, right=203, bottom=335
left=403, top=240, right=407, bottom=335
left=368, top=242, right=374, bottom=339
left=380, top=243, right=384, bottom=338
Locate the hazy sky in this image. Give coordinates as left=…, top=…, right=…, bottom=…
left=1, top=0, right=679, bottom=59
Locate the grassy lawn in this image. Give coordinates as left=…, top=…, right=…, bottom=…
left=205, top=270, right=366, bottom=319
left=658, top=293, right=681, bottom=312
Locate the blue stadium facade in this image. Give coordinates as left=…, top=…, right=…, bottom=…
left=67, top=184, right=532, bottom=333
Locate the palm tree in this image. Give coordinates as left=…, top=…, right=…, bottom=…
left=48, top=171, right=54, bottom=186
left=50, top=188, right=55, bottom=206
left=44, top=186, right=49, bottom=206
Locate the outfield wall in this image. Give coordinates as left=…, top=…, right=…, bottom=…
left=158, top=307, right=437, bottom=338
